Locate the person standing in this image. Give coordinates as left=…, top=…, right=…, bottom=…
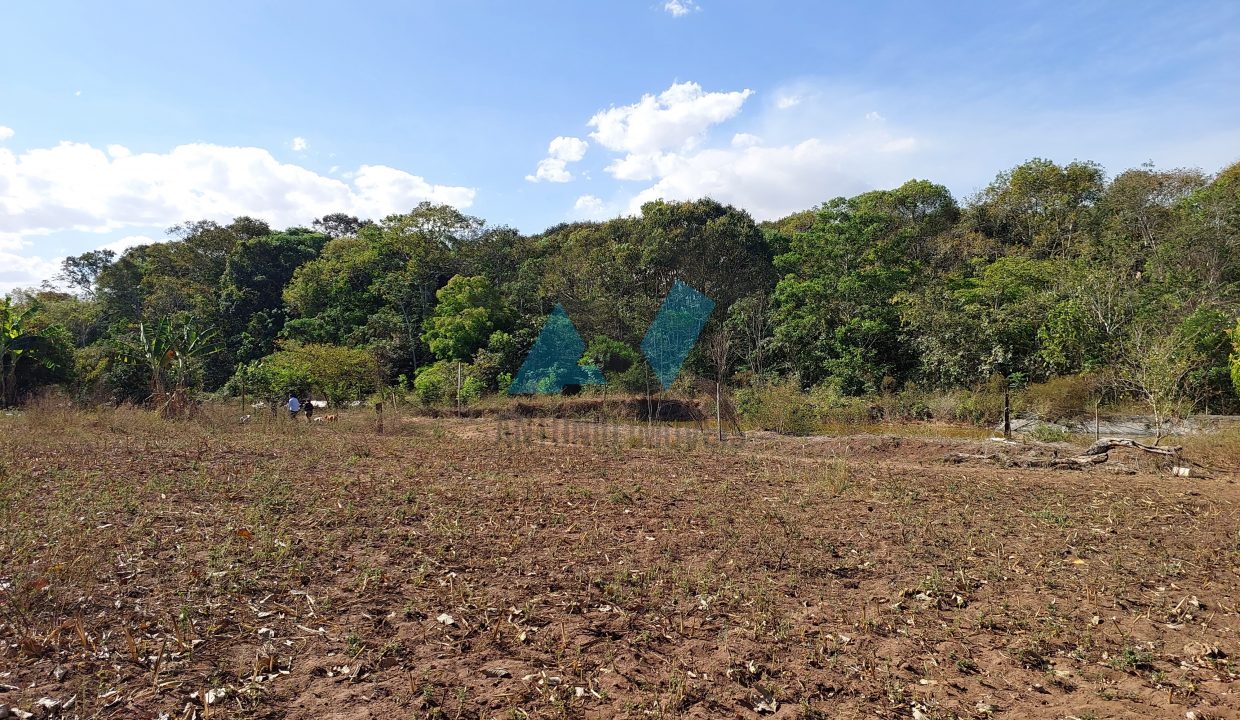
left=287, top=394, right=300, bottom=420
left=303, top=396, right=314, bottom=422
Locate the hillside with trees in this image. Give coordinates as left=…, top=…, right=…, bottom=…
left=6, top=158, right=1240, bottom=428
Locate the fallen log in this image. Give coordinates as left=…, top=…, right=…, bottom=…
left=945, top=452, right=1000, bottom=464
left=946, top=439, right=1221, bottom=477
left=1014, top=452, right=1109, bottom=468
left=945, top=451, right=1108, bottom=469
left=1079, top=438, right=1181, bottom=457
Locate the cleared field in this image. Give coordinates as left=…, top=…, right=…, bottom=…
left=1, top=407, right=1238, bottom=719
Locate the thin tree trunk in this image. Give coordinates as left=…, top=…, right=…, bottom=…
left=1003, top=379, right=1011, bottom=440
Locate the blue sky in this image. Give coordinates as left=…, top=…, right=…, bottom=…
left=2, top=0, right=1238, bottom=292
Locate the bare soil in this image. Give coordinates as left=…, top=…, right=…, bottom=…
left=1, top=407, right=1237, bottom=719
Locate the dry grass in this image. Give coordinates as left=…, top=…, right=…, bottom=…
left=0, top=405, right=1238, bottom=719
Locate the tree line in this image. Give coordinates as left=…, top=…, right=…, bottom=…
left=5, top=157, right=1240, bottom=421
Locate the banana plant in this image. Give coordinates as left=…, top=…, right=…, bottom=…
left=122, top=318, right=220, bottom=409
left=0, top=298, right=54, bottom=407
left=169, top=321, right=220, bottom=391
left=134, top=318, right=177, bottom=399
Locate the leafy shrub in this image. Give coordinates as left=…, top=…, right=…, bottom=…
left=231, top=343, right=377, bottom=406
left=923, top=378, right=1012, bottom=425
left=1026, top=373, right=1101, bottom=421
left=414, top=361, right=455, bottom=405
left=81, top=342, right=153, bottom=404
left=1028, top=422, right=1071, bottom=443
left=1228, top=316, right=1239, bottom=400
left=884, top=382, right=932, bottom=421
left=736, top=377, right=819, bottom=435
left=585, top=336, right=646, bottom=393
left=460, top=375, right=484, bottom=403
left=414, top=361, right=484, bottom=405
left=470, top=331, right=520, bottom=392
left=808, top=381, right=874, bottom=424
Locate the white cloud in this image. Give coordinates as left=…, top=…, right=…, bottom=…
left=291, top=136, right=307, bottom=151
left=572, top=194, right=617, bottom=221
left=775, top=94, right=802, bottom=110
left=603, top=151, right=678, bottom=182
left=865, top=111, right=886, bottom=122
left=548, top=136, right=588, bottom=162
left=526, top=135, right=589, bottom=183
left=622, top=126, right=931, bottom=221
left=574, top=195, right=604, bottom=211
left=349, top=164, right=476, bottom=215
left=556, top=80, right=935, bottom=222
left=627, top=140, right=867, bottom=219
left=0, top=140, right=474, bottom=292
left=574, top=194, right=604, bottom=214
left=663, top=0, right=699, bottom=17
left=731, top=133, right=762, bottom=148
left=588, top=81, right=752, bottom=156
left=0, top=139, right=475, bottom=241
left=0, top=126, right=13, bottom=141
left=0, top=249, right=58, bottom=295
left=99, top=234, right=160, bottom=255
left=0, top=232, right=23, bottom=253
left=526, top=159, right=572, bottom=183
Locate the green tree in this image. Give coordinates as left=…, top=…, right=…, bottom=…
left=1094, top=166, right=1206, bottom=267
left=422, top=275, right=512, bottom=362
left=1114, top=323, right=1210, bottom=442
left=1151, top=163, right=1240, bottom=300
left=237, top=343, right=378, bottom=407
left=636, top=198, right=776, bottom=309
left=899, top=257, right=1058, bottom=388
left=0, top=298, right=63, bottom=406
left=772, top=192, right=923, bottom=392
left=218, top=228, right=328, bottom=368
left=121, top=318, right=220, bottom=412
left=284, top=203, right=483, bottom=378
left=57, top=249, right=116, bottom=296
left=312, top=213, right=371, bottom=239
left=972, top=158, right=1105, bottom=258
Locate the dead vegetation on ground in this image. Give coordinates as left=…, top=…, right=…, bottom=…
left=0, top=405, right=1238, bottom=719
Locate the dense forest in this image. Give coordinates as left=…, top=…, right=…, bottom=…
left=4, top=157, right=1240, bottom=427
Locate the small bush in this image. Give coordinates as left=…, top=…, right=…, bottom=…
left=414, top=361, right=455, bottom=405
left=887, top=383, right=932, bottom=421
left=460, top=376, right=484, bottom=403
left=807, top=382, right=874, bottom=424
left=736, top=378, right=819, bottom=435
left=1028, top=423, right=1071, bottom=443
left=1026, top=374, right=1101, bottom=422
left=415, top=362, right=486, bottom=406
left=926, top=376, right=1015, bottom=426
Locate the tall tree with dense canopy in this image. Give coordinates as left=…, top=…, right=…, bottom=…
left=422, top=275, right=513, bottom=362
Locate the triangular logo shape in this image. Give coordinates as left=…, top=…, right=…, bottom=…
left=508, top=304, right=604, bottom=395
left=641, top=280, right=715, bottom=390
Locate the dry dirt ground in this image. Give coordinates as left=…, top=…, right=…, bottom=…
left=0, top=407, right=1238, bottom=719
